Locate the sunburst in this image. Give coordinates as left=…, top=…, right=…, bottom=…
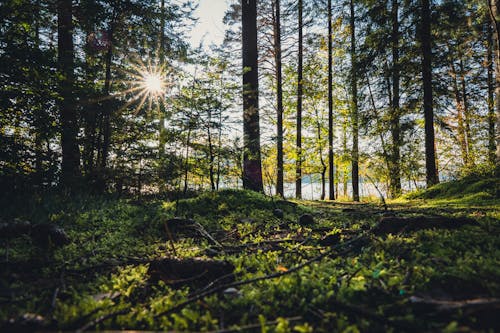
left=118, top=58, right=169, bottom=115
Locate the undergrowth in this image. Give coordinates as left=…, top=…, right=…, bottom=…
left=0, top=179, right=499, bottom=332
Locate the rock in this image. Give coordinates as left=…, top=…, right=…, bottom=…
left=148, top=257, right=235, bottom=287
left=298, top=214, right=314, bottom=226
left=223, top=287, right=242, bottom=298
left=273, top=209, right=284, bottom=218
left=319, top=233, right=340, bottom=246
left=373, top=215, right=479, bottom=235
left=30, top=224, right=70, bottom=249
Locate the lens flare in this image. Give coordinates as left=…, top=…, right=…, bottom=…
left=142, top=72, right=165, bottom=95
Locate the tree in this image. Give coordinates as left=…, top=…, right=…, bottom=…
left=350, top=0, right=360, bottom=201
left=489, top=0, right=500, bottom=173
left=273, top=0, right=285, bottom=197
left=389, top=0, right=402, bottom=197
left=242, top=0, right=264, bottom=192
left=58, top=0, right=81, bottom=189
left=420, top=0, right=439, bottom=186
left=296, top=0, right=304, bottom=199
left=328, top=0, right=335, bottom=201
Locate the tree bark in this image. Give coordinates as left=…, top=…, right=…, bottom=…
left=449, top=59, right=469, bottom=167
left=490, top=0, right=500, bottom=173
left=273, top=0, right=284, bottom=197
left=296, top=0, right=303, bottom=199
left=487, top=15, right=496, bottom=167
left=100, top=23, right=114, bottom=171
left=242, top=0, right=263, bottom=192
left=57, top=0, right=80, bottom=189
left=390, top=0, right=401, bottom=198
left=420, top=0, right=438, bottom=186
left=328, top=0, right=335, bottom=201
left=350, top=0, right=359, bottom=201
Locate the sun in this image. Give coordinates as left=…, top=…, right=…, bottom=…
left=141, top=71, right=165, bottom=96
left=116, top=59, right=169, bottom=115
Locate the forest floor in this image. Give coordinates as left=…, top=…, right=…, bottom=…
left=0, top=176, right=499, bottom=332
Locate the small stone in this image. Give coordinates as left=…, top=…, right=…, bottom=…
left=298, top=214, right=314, bottom=225
left=223, top=287, right=241, bottom=298
left=319, top=233, right=340, bottom=246
left=273, top=209, right=284, bottom=218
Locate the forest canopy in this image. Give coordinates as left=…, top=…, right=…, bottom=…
left=0, top=0, right=498, bottom=200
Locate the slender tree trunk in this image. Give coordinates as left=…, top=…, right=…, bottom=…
left=273, top=0, right=284, bottom=197
left=216, top=73, right=224, bottom=191
left=207, top=111, right=216, bottom=191
left=159, top=0, right=167, bottom=160
left=490, top=0, right=500, bottom=173
left=366, top=75, right=390, bottom=171
left=57, top=0, right=80, bottom=189
left=487, top=16, right=496, bottom=167
left=183, top=126, right=191, bottom=195
left=296, top=0, right=303, bottom=199
left=350, top=0, right=359, bottom=201
left=450, top=60, right=469, bottom=167
left=390, top=0, right=401, bottom=198
left=242, top=0, right=263, bottom=192
left=458, top=57, right=474, bottom=167
left=100, top=23, right=114, bottom=171
left=420, top=0, right=438, bottom=186
left=315, top=109, right=327, bottom=200
left=328, top=0, right=335, bottom=201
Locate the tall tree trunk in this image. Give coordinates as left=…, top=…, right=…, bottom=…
left=350, top=0, right=359, bottom=201
left=328, top=0, right=335, bottom=201
left=420, top=0, right=438, bottom=186
left=458, top=57, right=474, bottom=167
left=314, top=108, right=326, bottom=200
left=273, top=0, right=284, bottom=197
left=159, top=0, right=167, bottom=160
left=450, top=59, right=469, bottom=167
left=242, top=0, right=263, bottom=192
left=490, top=0, right=500, bottom=173
left=57, top=0, right=80, bottom=189
left=487, top=15, right=496, bottom=167
left=296, top=0, right=303, bottom=199
left=100, top=23, right=114, bottom=171
left=390, top=0, right=401, bottom=198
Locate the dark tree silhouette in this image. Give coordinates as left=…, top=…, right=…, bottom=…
left=58, top=0, right=80, bottom=189
left=420, top=0, right=439, bottom=186
left=242, top=0, right=263, bottom=192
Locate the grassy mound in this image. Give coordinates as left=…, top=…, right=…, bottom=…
left=405, top=175, right=498, bottom=203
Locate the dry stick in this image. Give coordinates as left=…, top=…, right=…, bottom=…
left=164, top=223, right=178, bottom=257
left=154, top=234, right=368, bottom=318
left=364, top=174, right=388, bottom=210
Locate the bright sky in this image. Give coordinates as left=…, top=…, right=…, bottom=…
left=188, top=0, right=229, bottom=49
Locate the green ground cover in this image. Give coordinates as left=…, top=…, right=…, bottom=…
left=1, top=178, right=499, bottom=332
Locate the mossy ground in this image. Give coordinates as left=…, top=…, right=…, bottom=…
left=1, top=179, right=499, bottom=332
